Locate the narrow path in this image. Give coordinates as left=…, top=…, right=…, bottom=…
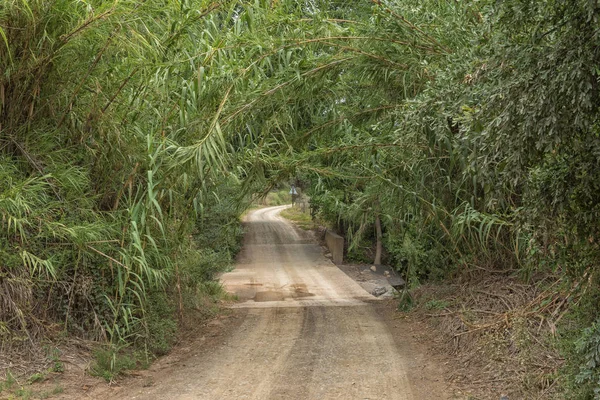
left=109, top=206, right=437, bottom=400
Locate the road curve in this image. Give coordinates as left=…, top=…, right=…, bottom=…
left=115, top=205, right=417, bottom=400
left=223, top=205, right=378, bottom=308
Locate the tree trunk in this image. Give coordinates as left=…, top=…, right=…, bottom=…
left=374, top=204, right=382, bottom=265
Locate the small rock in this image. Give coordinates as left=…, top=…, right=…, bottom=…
left=370, top=265, right=377, bottom=272
left=325, top=252, right=332, bottom=258
left=387, top=275, right=406, bottom=290
left=142, top=378, right=154, bottom=387
left=371, top=287, right=387, bottom=297
left=384, top=270, right=390, bottom=277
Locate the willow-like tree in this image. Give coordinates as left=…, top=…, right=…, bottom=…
left=3, top=0, right=600, bottom=396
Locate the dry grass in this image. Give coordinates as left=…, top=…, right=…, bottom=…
left=408, top=271, right=580, bottom=399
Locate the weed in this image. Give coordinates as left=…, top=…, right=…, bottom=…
left=424, top=299, right=450, bottom=310
left=397, top=290, right=414, bottom=312
left=134, top=351, right=152, bottom=370
left=51, top=361, right=64, bottom=373
left=27, top=373, right=45, bottom=384
left=199, top=281, right=227, bottom=300
left=90, top=346, right=137, bottom=382
left=1, top=371, right=16, bottom=391
left=45, top=347, right=64, bottom=373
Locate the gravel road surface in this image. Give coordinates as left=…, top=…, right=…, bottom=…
left=111, top=206, right=430, bottom=400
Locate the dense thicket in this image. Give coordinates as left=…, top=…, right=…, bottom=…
left=0, top=0, right=245, bottom=352
left=200, top=0, right=600, bottom=396
left=2, top=0, right=600, bottom=396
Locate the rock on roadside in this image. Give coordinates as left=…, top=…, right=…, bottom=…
left=371, top=287, right=388, bottom=297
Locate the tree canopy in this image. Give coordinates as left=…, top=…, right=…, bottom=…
left=2, top=0, right=600, bottom=396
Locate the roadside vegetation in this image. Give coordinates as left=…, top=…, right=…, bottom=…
left=0, top=0, right=244, bottom=385
left=1, top=0, right=599, bottom=398
left=280, top=205, right=315, bottom=231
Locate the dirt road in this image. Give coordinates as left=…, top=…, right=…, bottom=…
left=108, top=206, right=445, bottom=400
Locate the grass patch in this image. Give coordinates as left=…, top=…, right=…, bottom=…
left=424, top=298, right=450, bottom=310
left=89, top=346, right=138, bottom=382
left=26, top=373, right=45, bottom=384
left=0, top=371, right=17, bottom=393
left=280, top=206, right=315, bottom=230
left=0, top=356, right=66, bottom=399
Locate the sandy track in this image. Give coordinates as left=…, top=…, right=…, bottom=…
left=224, top=206, right=377, bottom=308
left=111, top=206, right=422, bottom=400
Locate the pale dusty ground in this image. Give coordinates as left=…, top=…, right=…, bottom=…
left=68, top=205, right=450, bottom=400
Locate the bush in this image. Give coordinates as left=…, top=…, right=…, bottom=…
left=385, top=231, right=447, bottom=286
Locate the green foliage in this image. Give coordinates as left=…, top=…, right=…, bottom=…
left=385, top=230, right=447, bottom=285
left=0, top=371, right=16, bottom=392
left=144, top=291, right=177, bottom=356
left=1, top=0, right=600, bottom=395
left=90, top=346, right=137, bottom=383
left=396, top=290, right=414, bottom=312
left=555, top=279, right=600, bottom=399
left=424, top=299, right=450, bottom=311
left=344, top=245, right=372, bottom=265
left=37, top=385, right=64, bottom=400
left=42, top=347, right=65, bottom=374
left=51, top=385, right=64, bottom=395
left=0, top=0, right=246, bottom=355
left=574, top=319, right=600, bottom=399
left=51, top=362, right=64, bottom=374
left=26, top=373, right=44, bottom=385
left=198, top=281, right=229, bottom=302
